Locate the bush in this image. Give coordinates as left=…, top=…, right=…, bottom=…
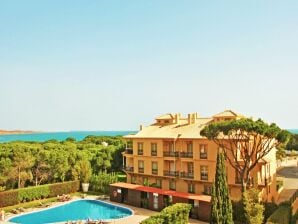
left=0, top=181, right=80, bottom=207
left=141, top=203, right=192, bottom=224
left=0, top=190, right=18, bottom=207
left=266, top=205, right=291, bottom=224
left=90, top=172, right=118, bottom=194
left=48, top=181, right=80, bottom=197
left=264, top=203, right=278, bottom=221
left=18, top=185, right=50, bottom=202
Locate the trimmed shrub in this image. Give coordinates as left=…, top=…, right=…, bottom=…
left=264, top=203, right=278, bottom=222
left=48, top=181, right=80, bottom=197
left=266, top=205, right=291, bottom=224
left=18, top=185, right=50, bottom=202
left=141, top=203, right=192, bottom=224
left=0, top=181, right=80, bottom=207
left=0, top=190, right=18, bottom=207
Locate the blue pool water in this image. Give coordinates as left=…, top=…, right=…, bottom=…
left=0, top=131, right=136, bottom=143
left=9, top=199, right=133, bottom=224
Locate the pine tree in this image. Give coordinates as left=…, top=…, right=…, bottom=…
left=210, top=151, right=233, bottom=224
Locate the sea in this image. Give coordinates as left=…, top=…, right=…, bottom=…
left=0, top=131, right=136, bottom=143
left=0, top=129, right=297, bottom=143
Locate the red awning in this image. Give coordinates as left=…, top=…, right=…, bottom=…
left=110, top=182, right=211, bottom=202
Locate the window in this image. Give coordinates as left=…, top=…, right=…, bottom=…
left=152, top=161, right=158, bottom=175
left=138, top=143, right=143, bottom=155
left=203, top=185, right=212, bottom=195
left=138, top=160, right=144, bottom=173
left=187, top=142, right=193, bottom=153
left=169, top=180, right=176, bottom=190
left=235, top=170, right=241, bottom=184
left=169, top=142, right=174, bottom=151
left=187, top=162, right=194, bottom=173
left=131, top=176, right=136, bottom=184
left=200, top=144, right=207, bottom=159
left=151, top=143, right=157, bottom=156
left=156, top=179, right=162, bottom=188
left=200, top=166, right=208, bottom=181
left=188, top=182, right=195, bottom=193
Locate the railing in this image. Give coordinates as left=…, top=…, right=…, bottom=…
left=163, top=151, right=179, bottom=157
left=200, top=174, right=208, bottom=181
left=138, top=167, right=144, bottom=173
left=138, top=149, right=143, bottom=155
left=125, top=148, right=133, bottom=154
left=200, top=153, right=207, bottom=159
left=180, top=171, right=194, bottom=179
left=164, top=170, right=179, bottom=177
left=151, top=151, right=157, bottom=156
left=152, top=169, right=158, bottom=175
left=123, top=166, right=134, bottom=172
left=180, top=152, right=193, bottom=158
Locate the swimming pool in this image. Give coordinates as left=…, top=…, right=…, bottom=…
left=8, top=199, right=133, bottom=224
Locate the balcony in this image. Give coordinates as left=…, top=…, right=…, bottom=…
left=152, top=169, right=158, bottom=175
left=123, top=166, right=134, bottom=172
left=125, top=148, right=133, bottom=154
left=200, top=153, right=207, bottom=159
left=164, top=170, right=179, bottom=177
left=138, top=167, right=144, bottom=173
left=180, top=152, right=193, bottom=158
left=163, top=151, right=179, bottom=157
left=200, top=174, right=208, bottom=181
left=138, top=149, right=143, bottom=155
left=151, top=151, right=157, bottom=156
left=180, top=171, right=194, bottom=179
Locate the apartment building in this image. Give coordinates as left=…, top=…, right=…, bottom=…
left=110, top=110, right=278, bottom=221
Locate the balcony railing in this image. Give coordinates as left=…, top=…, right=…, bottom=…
left=125, top=148, right=133, bottom=154
left=138, top=149, right=143, bottom=155
left=138, top=167, right=144, bottom=173
left=123, top=166, right=134, bottom=172
left=163, top=151, right=179, bottom=157
left=180, top=152, right=193, bottom=158
left=152, top=169, right=158, bottom=175
left=164, top=170, right=179, bottom=177
left=200, top=174, right=208, bottom=181
left=151, top=151, right=157, bottom=156
left=180, top=171, right=194, bottom=179
left=200, top=153, right=207, bottom=159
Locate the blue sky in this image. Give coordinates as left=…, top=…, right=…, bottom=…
left=0, top=1, right=297, bottom=131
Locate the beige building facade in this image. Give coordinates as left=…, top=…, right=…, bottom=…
left=123, top=110, right=278, bottom=203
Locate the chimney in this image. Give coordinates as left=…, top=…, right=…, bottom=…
left=188, top=113, right=197, bottom=124
left=175, top=113, right=181, bottom=124
left=188, top=114, right=191, bottom=124
left=140, top=125, right=143, bottom=131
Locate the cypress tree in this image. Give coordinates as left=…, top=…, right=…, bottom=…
left=210, top=151, right=233, bottom=224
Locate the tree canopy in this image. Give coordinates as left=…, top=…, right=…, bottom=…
left=201, top=118, right=289, bottom=191
left=0, top=136, right=125, bottom=190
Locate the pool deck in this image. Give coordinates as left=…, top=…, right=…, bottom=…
left=2, top=195, right=207, bottom=224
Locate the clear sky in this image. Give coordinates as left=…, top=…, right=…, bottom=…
left=0, top=1, right=297, bottom=131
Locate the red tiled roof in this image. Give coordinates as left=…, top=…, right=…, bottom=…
left=110, top=182, right=211, bottom=202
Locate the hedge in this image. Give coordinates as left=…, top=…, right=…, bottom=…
left=0, top=181, right=80, bottom=207
left=266, top=205, right=291, bottom=224
left=48, top=181, right=80, bottom=197
left=141, top=203, right=192, bottom=224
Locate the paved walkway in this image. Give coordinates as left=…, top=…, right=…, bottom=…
left=276, top=158, right=298, bottom=204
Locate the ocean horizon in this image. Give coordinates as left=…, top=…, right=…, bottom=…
left=0, top=129, right=297, bottom=143
left=0, top=131, right=136, bottom=143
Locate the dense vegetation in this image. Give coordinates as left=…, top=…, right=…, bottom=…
left=140, top=203, right=192, bottom=224
left=0, top=136, right=125, bottom=191
left=286, top=133, right=298, bottom=151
